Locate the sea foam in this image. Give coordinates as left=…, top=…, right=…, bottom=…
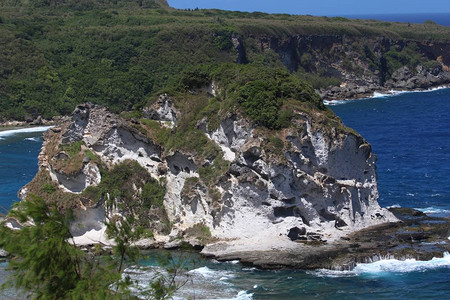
left=324, top=86, right=450, bottom=106
left=311, top=252, right=450, bottom=277
left=0, top=126, right=52, bottom=138
left=188, top=266, right=236, bottom=280
left=24, top=137, right=41, bottom=142
left=416, top=207, right=450, bottom=215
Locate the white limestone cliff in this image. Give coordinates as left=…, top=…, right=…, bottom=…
left=25, top=99, right=397, bottom=252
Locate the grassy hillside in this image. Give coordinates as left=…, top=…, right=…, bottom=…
left=1, top=0, right=450, bottom=121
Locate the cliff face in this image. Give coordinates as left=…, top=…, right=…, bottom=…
left=246, top=35, right=450, bottom=99
left=23, top=97, right=396, bottom=252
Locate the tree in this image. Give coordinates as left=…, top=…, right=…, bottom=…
left=0, top=195, right=184, bottom=299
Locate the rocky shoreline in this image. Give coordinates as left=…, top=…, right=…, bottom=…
left=0, top=118, right=54, bottom=130
left=319, top=65, right=450, bottom=101
left=2, top=206, right=448, bottom=270
left=202, top=208, right=450, bottom=270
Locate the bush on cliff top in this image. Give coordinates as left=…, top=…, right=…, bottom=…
left=176, top=64, right=323, bottom=130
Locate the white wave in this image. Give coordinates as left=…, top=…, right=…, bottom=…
left=406, top=192, right=415, bottom=197
left=124, top=265, right=249, bottom=300
left=416, top=207, right=450, bottom=215
left=179, top=290, right=253, bottom=300
left=24, top=137, right=41, bottom=142
left=324, top=86, right=450, bottom=106
left=372, top=91, right=392, bottom=98
left=226, top=260, right=240, bottom=265
left=387, top=204, right=401, bottom=209
left=323, top=99, right=350, bottom=106
left=0, top=126, right=52, bottom=138
left=311, top=252, right=450, bottom=278
left=188, top=266, right=235, bottom=280
left=375, top=87, right=449, bottom=98
left=188, top=266, right=217, bottom=277
left=354, top=252, right=450, bottom=274
left=234, top=290, right=253, bottom=300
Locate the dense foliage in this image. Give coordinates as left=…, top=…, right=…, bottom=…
left=1, top=0, right=449, bottom=121
left=0, top=195, right=183, bottom=299
left=85, top=160, right=169, bottom=231
left=0, top=196, right=127, bottom=298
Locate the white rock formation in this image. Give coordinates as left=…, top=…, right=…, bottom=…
left=28, top=100, right=397, bottom=251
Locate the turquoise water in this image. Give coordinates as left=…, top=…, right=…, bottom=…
left=132, top=251, right=450, bottom=299
left=1, top=89, right=450, bottom=298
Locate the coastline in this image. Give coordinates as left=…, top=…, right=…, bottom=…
left=0, top=118, right=54, bottom=131
left=201, top=207, right=450, bottom=269
left=1, top=85, right=449, bottom=271
left=0, top=126, right=54, bottom=137
left=323, top=84, right=450, bottom=105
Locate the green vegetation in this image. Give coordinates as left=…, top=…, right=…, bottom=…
left=0, top=195, right=183, bottom=299
left=60, top=141, right=83, bottom=157
left=96, top=160, right=169, bottom=230
left=1, top=0, right=449, bottom=121
left=52, top=140, right=101, bottom=175
left=383, top=42, right=432, bottom=75
left=198, top=157, right=230, bottom=187
left=42, top=183, right=56, bottom=194
left=142, top=180, right=166, bottom=208
left=184, top=223, right=214, bottom=243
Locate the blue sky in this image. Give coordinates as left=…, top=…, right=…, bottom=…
left=167, top=0, right=450, bottom=16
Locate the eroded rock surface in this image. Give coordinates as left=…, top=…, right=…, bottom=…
left=205, top=208, right=450, bottom=269
left=251, top=35, right=450, bottom=100
left=21, top=99, right=402, bottom=266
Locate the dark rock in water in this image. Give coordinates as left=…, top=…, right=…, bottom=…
left=389, top=207, right=426, bottom=218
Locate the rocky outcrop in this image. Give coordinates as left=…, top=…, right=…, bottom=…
left=205, top=208, right=450, bottom=269
left=247, top=35, right=450, bottom=100
left=0, top=248, right=9, bottom=258
left=23, top=98, right=398, bottom=257
left=143, top=93, right=178, bottom=124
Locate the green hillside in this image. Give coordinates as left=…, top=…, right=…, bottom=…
left=1, top=0, right=450, bottom=121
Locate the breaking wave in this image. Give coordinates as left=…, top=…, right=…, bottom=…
left=0, top=126, right=52, bottom=138
left=24, top=137, right=41, bottom=142
left=124, top=265, right=252, bottom=299
left=310, top=252, right=450, bottom=278
left=416, top=207, right=450, bottom=215
left=324, top=86, right=450, bottom=106
left=387, top=204, right=401, bottom=209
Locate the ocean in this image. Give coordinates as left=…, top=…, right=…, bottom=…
left=1, top=89, right=450, bottom=299
left=0, top=127, right=48, bottom=213
left=342, top=13, right=450, bottom=27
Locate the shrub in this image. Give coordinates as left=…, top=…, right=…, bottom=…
left=42, top=183, right=56, bottom=194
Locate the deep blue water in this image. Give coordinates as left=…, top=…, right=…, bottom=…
left=0, top=129, right=45, bottom=214
left=330, top=88, right=450, bottom=217
left=343, top=13, right=450, bottom=26
left=1, top=90, right=450, bottom=299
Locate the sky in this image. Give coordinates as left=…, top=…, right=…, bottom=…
left=167, top=0, right=450, bottom=16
